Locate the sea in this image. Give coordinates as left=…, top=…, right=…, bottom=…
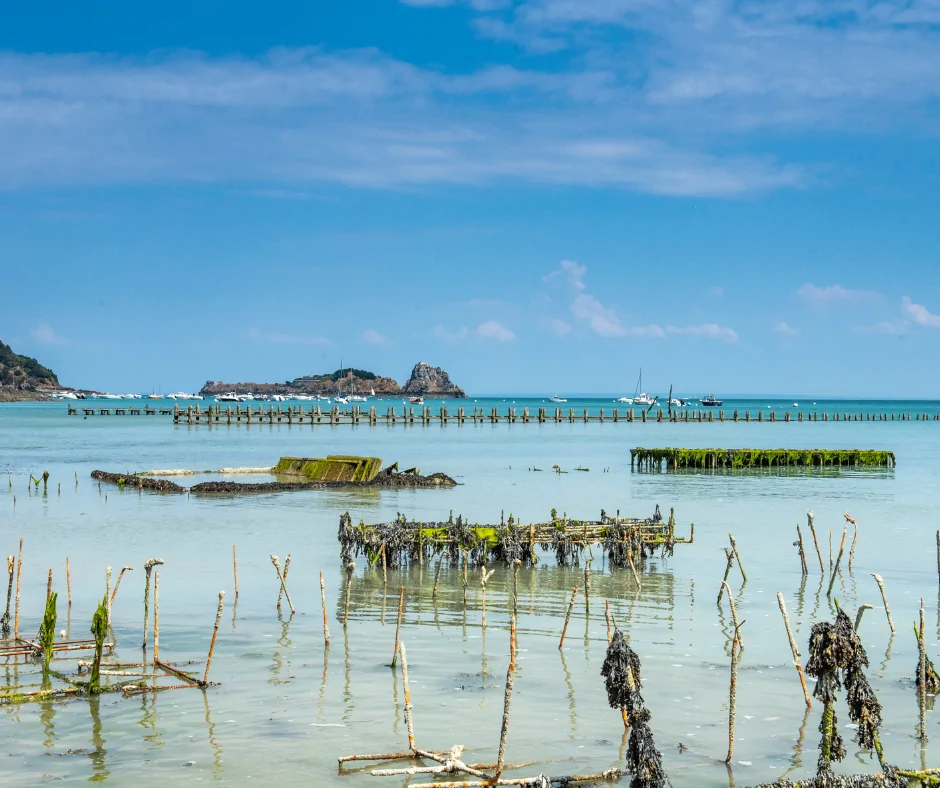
left=1, top=396, right=939, bottom=787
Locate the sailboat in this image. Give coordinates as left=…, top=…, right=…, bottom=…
left=335, top=360, right=350, bottom=404
left=620, top=369, right=655, bottom=405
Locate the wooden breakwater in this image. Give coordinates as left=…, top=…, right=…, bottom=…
left=65, top=403, right=940, bottom=424
left=630, top=447, right=896, bottom=470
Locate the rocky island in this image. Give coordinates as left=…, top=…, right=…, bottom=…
left=199, top=361, right=466, bottom=398
left=0, top=340, right=63, bottom=401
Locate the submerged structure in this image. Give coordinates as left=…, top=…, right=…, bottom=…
left=631, top=447, right=896, bottom=471
left=338, top=505, right=692, bottom=568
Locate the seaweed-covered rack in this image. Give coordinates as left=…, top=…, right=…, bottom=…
left=338, top=506, right=692, bottom=569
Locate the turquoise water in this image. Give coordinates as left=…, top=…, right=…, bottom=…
left=1, top=400, right=939, bottom=786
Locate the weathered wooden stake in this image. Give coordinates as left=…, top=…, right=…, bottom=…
left=722, top=581, right=744, bottom=647
left=605, top=599, right=612, bottom=643
left=776, top=592, right=811, bottom=708
left=846, top=514, right=858, bottom=571
left=725, top=620, right=745, bottom=763
left=153, top=570, right=160, bottom=660
left=399, top=642, right=416, bottom=752
left=270, top=555, right=295, bottom=614
left=277, top=554, right=292, bottom=612
left=796, top=525, right=808, bottom=575
left=344, top=563, right=354, bottom=626
left=558, top=586, right=579, bottom=649
left=855, top=603, right=874, bottom=631
left=105, top=566, right=112, bottom=626
left=729, top=534, right=747, bottom=583
left=203, top=591, right=225, bottom=685
left=494, top=615, right=517, bottom=781
left=233, top=544, right=239, bottom=598
left=872, top=573, right=895, bottom=633
left=14, top=537, right=23, bottom=639
left=920, top=598, right=928, bottom=741
left=320, top=571, right=331, bottom=646
left=391, top=586, right=404, bottom=669
left=481, top=567, right=494, bottom=629
left=1, top=555, right=13, bottom=634
left=827, top=524, right=848, bottom=598
left=46, top=568, right=52, bottom=602
left=110, top=565, right=133, bottom=607
left=142, top=558, right=164, bottom=649
left=66, top=556, right=71, bottom=608
left=717, top=548, right=734, bottom=604
left=583, top=560, right=591, bottom=613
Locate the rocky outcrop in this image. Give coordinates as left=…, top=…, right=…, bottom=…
left=402, top=362, right=466, bottom=398
left=0, top=340, right=64, bottom=401
left=200, top=363, right=466, bottom=398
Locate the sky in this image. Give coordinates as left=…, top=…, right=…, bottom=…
left=1, top=0, right=939, bottom=396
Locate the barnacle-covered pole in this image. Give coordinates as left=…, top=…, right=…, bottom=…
left=871, top=573, right=895, bottom=633
left=827, top=524, right=848, bottom=598
left=558, top=586, right=579, bottom=649
left=846, top=514, right=858, bottom=571
left=729, top=534, right=747, bottom=583
left=725, top=620, right=745, bottom=763
left=14, top=537, right=23, bottom=638
left=795, top=525, right=808, bottom=576
left=807, top=509, right=824, bottom=572
left=391, top=586, right=404, bottom=669
left=319, top=571, right=331, bottom=646
left=919, top=598, right=928, bottom=741
left=277, top=554, right=292, bottom=612
left=722, top=582, right=744, bottom=647
left=1, top=554, right=13, bottom=635
left=142, top=557, right=165, bottom=649
left=717, top=548, right=734, bottom=605
left=203, top=591, right=225, bottom=685
left=777, top=592, right=811, bottom=708
left=270, top=555, right=295, bottom=615
left=493, top=615, right=517, bottom=781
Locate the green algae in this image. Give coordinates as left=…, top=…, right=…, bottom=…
left=631, top=448, right=896, bottom=471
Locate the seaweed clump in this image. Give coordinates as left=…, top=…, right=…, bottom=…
left=805, top=610, right=886, bottom=776
left=601, top=630, right=665, bottom=788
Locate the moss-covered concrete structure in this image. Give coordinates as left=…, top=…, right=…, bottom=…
left=274, top=455, right=382, bottom=482
left=630, top=447, right=896, bottom=471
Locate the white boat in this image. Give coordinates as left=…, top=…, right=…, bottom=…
left=548, top=395, right=567, bottom=403
left=622, top=369, right=655, bottom=406
left=348, top=395, right=368, bottom=403
left=335, top=395, right=350, bottom=405
left=53, top=391, right=80, bottom=400
left=409, top=396, right=425, bottom=405
left=216, top=392, right=243, bottom=403
left=271, top=395, right=288, bottom=402
left=147, top=393, right=163, bottom=400
left=669, top=398, right=687, bottom=407
left=316, top=395, right=331, bottom=402
left=99, top=393, right=122, bottom=400
left=122, top=393, right=142, bottom=399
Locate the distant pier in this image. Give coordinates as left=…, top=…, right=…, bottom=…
left=64, top=403, right=940, bottom=424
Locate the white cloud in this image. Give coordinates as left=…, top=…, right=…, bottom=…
left=433, top=324, right=470, bottom=341
left=571, top=292, right=626, bottom=337
left=901, top=296, right=940, bottom=327
left=476, top=320, right=515, bottom=341
left=797, top=284, right=875, bottom=303
left=667, top=323, right=739, bottom=342
left=30, top=322, right=67, bottom=345
left=550, top=318, right=572, bottom=336
left=708, top=286, right=724, bottom=297
left=248, top=328, right=332, bottom=346
left=361, top=329, right=389, bottom=345
left=0, top=49, right=801, bottom=196
left=856, top=320, right=906, bottom=335
left=775, top=321, right=799, bottom=336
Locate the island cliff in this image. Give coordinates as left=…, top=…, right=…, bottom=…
left=199, top=362, right=466, bottom=398
left=0, top=341, right=62, bottom=401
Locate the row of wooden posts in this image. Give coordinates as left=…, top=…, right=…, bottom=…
left=63, top=402, right=940, bottom=424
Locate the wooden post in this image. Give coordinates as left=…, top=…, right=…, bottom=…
left=558, top=586, right=579, bottom=649
left=203, top=591, right=225, bottom=685
left=777, top=592, right=811, bottom=708
left=320, top=571, right=331, bottom=646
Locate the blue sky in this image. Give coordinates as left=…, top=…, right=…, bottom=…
left=2, top=0, right=939, bottom=396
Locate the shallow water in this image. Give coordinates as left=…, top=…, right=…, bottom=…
left=1, top=400, right=939, bottom=786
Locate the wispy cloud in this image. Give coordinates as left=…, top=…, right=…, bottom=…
left=433, top=324, right=470, bottom=342
left=0, top=48, right=801, bottom=196
left=708, top=286, right=724, bottom=297
left=775, top=321, right=799, bottom=336
left=31, top=322, right=67, bottom=345
left=248, top=328, right=332, bottom=346
left=797, top=284, right=876, bottom=303
left=361, top=328, right=389, bottom=345
left=667, top=323, right=739, bottom=342
left=550, top=318, right=572, bottom=337
left=901, top=296, right=940, bottom=327
left=476, top=320, right=515, bottom=341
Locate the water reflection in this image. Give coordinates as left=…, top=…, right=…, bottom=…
left=269, top=612, right=293, bottom=684
left=39, top=675, right=55, bottom=751
left=87, top=694, right=109, bottom=782
left=558, top=650, right=576, bottom=739
left=203, top=691, right=224, bottom=780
